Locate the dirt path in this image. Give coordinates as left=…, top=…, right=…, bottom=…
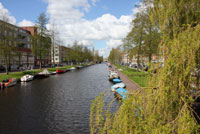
left=111, top=65, right=140, bottom=91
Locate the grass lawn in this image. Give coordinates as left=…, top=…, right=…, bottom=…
left=0, top=65, right=78, bottom=82
left=115, top=64, right=148, bottom=87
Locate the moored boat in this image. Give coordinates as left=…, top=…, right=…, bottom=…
left=109, top=71, right=119, bottom=81
left=70, top=67, right=76, bottom=70
left=112, top=78, right=122, bottom=83
left=50, top=71, right=56, bottom=75
left=111, top=82, right=126, bottom=92
left=65, top=69, right=71, bottom=72
left=56, top=69, right=66, bottom=74
left=4, top=78, right=17, bottom=87
left=35, top=69, right=50, bottom=78
left=20, top=74, right=34, bottom=82
left=115, top=88, right=129, bottom=99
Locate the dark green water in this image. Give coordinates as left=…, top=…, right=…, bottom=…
left=0, top=64, right=116, bottom=134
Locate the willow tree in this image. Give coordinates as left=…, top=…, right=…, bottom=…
left=90, top=0, right=200, bottom=133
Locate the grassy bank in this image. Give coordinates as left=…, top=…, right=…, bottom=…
left=0, top=65, right=78, bottom=81
left=114, top=64, right=148, bottom=87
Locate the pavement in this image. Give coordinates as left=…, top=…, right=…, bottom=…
left=111, top=65, right=140, bottom=91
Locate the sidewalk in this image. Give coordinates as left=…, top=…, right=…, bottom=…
left=112, top=65, right=140, bottom=91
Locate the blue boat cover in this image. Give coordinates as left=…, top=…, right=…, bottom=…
left=113, top=78, right=122, bottom=83
left=115, top=88, right=129, bottom=99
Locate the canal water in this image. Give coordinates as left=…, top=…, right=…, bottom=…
left=0, top=63, right=116, bottom=134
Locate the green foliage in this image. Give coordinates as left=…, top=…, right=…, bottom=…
left=32, top=12, right=51, bottom=69
left=90, top=0, right=200, bottom=132
left=108, top=48, right=123, bottom=63
left=122, top=8, right=160, bottom=65
left=63, top=42, right=103, bottom=64
left=0, top=17, right=17, bottom=74
left=90, top=24, right=200, bottom=134
left=115, top=64, right=148, bottom=87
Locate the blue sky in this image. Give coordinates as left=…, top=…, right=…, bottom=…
left=0, top=0, right=141, bottom=57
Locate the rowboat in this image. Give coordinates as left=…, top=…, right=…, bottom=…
left=56, top=69, right=66, bottom=74
left=4, top=78, right=17, bottom=87
left=112, top=78, right=122, bottom=83
left=35, top=69, right=50, bottom=78
left=115, top=88, right=129, bottom=99
left=111, top=82, right=126, bottom=91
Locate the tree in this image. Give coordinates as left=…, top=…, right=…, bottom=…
left=0, top=14, right=16, bottom=74
left=90, top=1, right=200, bottom=133
left=32, top=12, right=51, bottom=69
left=123, top=6, right=160, bottom=70
left=49, top=22, right=59, bottom=65
left=108, top=48, right=123, bottom=63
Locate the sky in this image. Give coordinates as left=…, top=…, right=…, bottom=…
left=0, top=0, right=141, bottom=57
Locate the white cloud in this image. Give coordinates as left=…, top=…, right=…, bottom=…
left=45, top=0, right=134, bottom=57
left=106, top=39, right=123, bottom=48
left=0, top=2, right=16, bottom=24
left=78, top=40, right=93, bottom=47
left=18, top=19, right=34, bottom=27
left=99, top=47, right=111, bottom=57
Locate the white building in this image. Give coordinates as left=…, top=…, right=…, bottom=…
left=51, top=44, right=62, bottom=65
left=122, top=54, right=130, bottom=64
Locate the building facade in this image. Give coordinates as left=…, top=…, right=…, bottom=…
left=22, top=26, right=51, bottom=67
left=0, top=20, right=34, bottom=70
left=51, top=44, right=62, bottom=65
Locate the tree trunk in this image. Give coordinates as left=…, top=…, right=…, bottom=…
left=5, top=57, right=8, bottom=75
left=40, top=55, right=42, bottom=69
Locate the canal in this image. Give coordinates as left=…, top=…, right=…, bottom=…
left=0, top=63, right=116, bottom=134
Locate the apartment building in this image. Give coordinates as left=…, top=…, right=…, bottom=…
left=22, top=26, right=51, bottom=67
left=0, top=20, right=34, bottom=70
left=51, top=44, right=62, bottom=65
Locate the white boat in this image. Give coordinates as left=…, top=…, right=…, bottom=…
left=35, top=69, right=50, bottom=78
left=109, top=71, right=119, bottom=81
left=20, top=74, right=34, bottom=82
left=111, top=83, right=126, bottom=92
left=50, top=71, right=56, bottom=75
left=70, top=67, right=76, bottom=70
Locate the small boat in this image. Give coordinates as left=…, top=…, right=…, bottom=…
left=0, top=82, right=3, bottom=89
left=50, top=71, right=56, bottom=75
left=56, top=69, right=66, bottom=74
left=109, top=71, right=119, bottom=81
left=70, top=67, right=76, bottom=70
left=20, top=74, right=34, bottom=82
left=4, top=78, right=17, bottom=87
left=65, top=69, right=71, bottom=72
left=112, top=78, right=122, bottom=83
left=115, top=88, right=129, bottom=99
left=35, top=69, right=50, bottom=78
left=111, top=83, right=126, bottom=92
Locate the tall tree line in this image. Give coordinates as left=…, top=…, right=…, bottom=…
left=63, top=42, right=103, bottom=64
left=122, top=6, right=160, bottom=68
